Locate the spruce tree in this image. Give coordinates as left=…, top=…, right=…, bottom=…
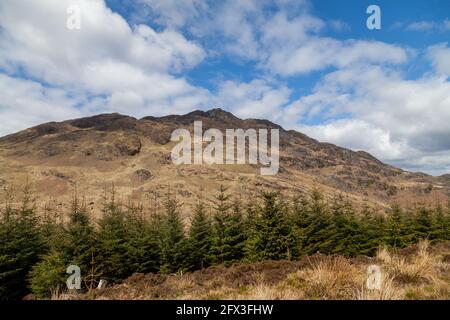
left=302, top=190, right=334, bottom=255
left=159, top=195, right=187, bottom=273
left=30, top=195, right=97, bottom=297
left=62, top=196, right=96, bottom=275
left=29, top=250, right=66, bottom=298
left=210, top=186, right=245, bottom=265
left=328, top=194, right=364, bottom=256
left=126, top=203, right=161, bottom=274
left=96, top=188, right=131, bottom=282
left=0, top=185, right=45, bottom=300
left=187, top=202, right=213, bottom=270
left=247, top=191, right=293, bottom=261
left=359, top=203, right=385, bottom=255
left=385, top=204, right=413, bottom=248
left=288, top=193, right=309, bottom=258
left=412, top=206, right=434, bottom=241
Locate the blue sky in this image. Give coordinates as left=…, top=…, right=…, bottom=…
left=0, top=0, right=449, bottom=175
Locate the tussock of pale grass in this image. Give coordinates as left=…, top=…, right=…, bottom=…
left=376, top=246, right=392, bottom=264
left=356, top=273, right=400, bottom=300
left=298, top=257, right=362, bottom=299
left=378, top=240, right=438, bottom=284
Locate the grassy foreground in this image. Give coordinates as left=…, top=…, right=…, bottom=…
left=52, top=240, right=449, bottom=300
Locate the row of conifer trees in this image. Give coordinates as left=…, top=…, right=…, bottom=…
left=1, top=184, right=449, bottom=299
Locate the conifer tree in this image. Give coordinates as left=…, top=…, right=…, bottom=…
left=328, top=194, right=364, bottom=256
left=187, top=202, right=213, bottom=270
left=412, top=206, right=434, bottom=241
left=359, top=203, right=385, bottom=255
left=159, top=194, right=187, bottom=273
left=246, top=191, right=292, bottom=261
left=210, top=186, right=245, bottom=265
left=62, top=196, right=96, bottom=274
left=96, top=187, right=131, bottom=282
left=288, top=193, right=311, bottom=258
left=30, top=195, right=97, bottom=297
left=302, top=190, right=334, bottom=255
left=126, top=203, right=161, bottom=274
left=0, top=184, right=45, bottom=300
left=29, top=250, right=66, bottom=298
left=385, top=204, right=412, bottom=248
left=437, top=202, right=450, bottom=241
left=40, top=200, right=63, bottom=251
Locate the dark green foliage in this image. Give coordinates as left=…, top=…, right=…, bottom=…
left=1, top=183, right=449, bottom=299
left=210, top=186, right=246, bottom=265
left=358, top=204, right=386, bottom=255
left=30, top=195, right=97, bottom=298
left=95, top=190, right=131, bottom=283
left=385, top=204, right=414, bottom=247
left=187, top=202, right=213, bottom=270
left=29, top=250, right=66, bottom=298
left=126, top=204, right=161, bottom=274
left=412, top=206, right=434, bottom=241
left=159, top=195, right=187, bottom=273
left=301, top=190, right=335, bottom=255
left=246, top=192, right=293, bottom=261
left=61, top=197, right=96, bottom=274
left=432, top=204, right=450, bottom=241
left=0, top=186, right=45, bottom=300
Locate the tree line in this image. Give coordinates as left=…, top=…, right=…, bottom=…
left=1, top=184, right=449, bottom=299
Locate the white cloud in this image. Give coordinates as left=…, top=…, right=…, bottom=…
left=137, top=0, right=207, bottom=28
left=265, top=38, right=407, bottom=76
left=284, top=64, right=450, bottom=174
left=0, top=74, right=84, bottom=136
left=329, top=20, right=350, bottom=32
left=131, top=0, right=407, bottom=77
left=0, top=0, right=211, bottom=132
left=405, top=19, right=450, bottom=32
left=215, top=79, right=291, bottom=121
left=0, top=0, right=205, bottom=83
left=406, top=21, right=435, bottom=31
left=427, top=43, right=450, bottom=76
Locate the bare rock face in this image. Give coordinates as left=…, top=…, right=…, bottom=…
left=135, top=169, right=154, bottom=181
left=67, top=113, right=138, bottom=131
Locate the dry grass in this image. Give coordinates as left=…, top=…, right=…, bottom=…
left=378, top=240, right=438, bottom=284
left=73, top=241, right=449, bottom=300
left=297, top=257, right=362, bottom=299
left=356, top=273, right=400, bottom=300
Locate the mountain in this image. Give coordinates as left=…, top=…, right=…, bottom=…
left=0, top=108, right=448, bottom=216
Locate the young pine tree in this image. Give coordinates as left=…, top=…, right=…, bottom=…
left=246, top=192, right=293, bottom=261
left=0, top=185, right=45, bottom=300
left=302, top=190, right=334, bottom=255
left=412, top=206, right=434, bottom=241
left=358, top=203, right=386, bottom=256
left=187, top=202, right=213, bottom=270
left=432, top=203, right=450, bottom=241
left=30, top=195, right=96, bottom=298
left=385, top=204, right=413, bottom=248
left=125, top=203, right=161, bottom=274
left=96, top=189, right=131, bottom=283
left=328, top=194, right=364, bottom=257
left=159, top=195, right=187, bottom=273
left=210, top=186, right=245, bottom=266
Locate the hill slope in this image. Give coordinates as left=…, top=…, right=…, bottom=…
left=0, top=108, right=448, bottom=216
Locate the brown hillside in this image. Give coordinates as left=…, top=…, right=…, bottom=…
left=0, top=108, right=448, bottom=218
